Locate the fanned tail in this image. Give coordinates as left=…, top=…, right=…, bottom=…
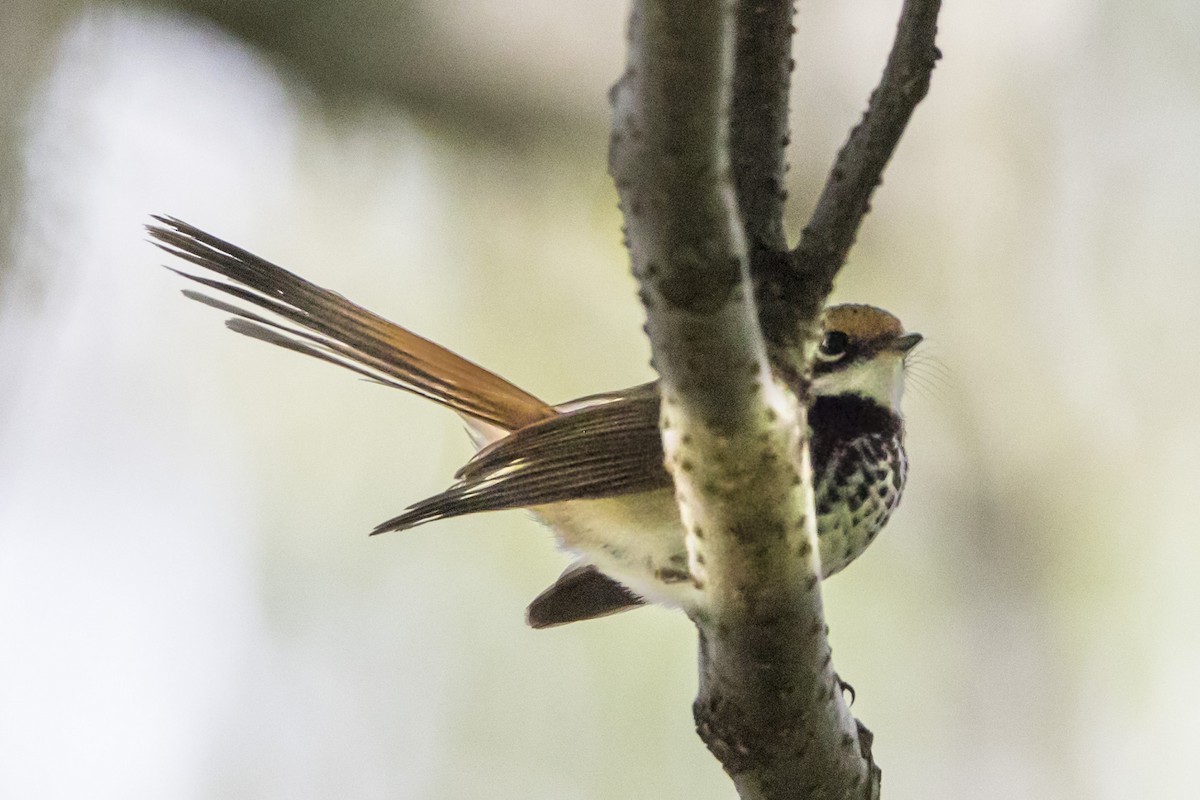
left=148, top=215, right=556, bottom=431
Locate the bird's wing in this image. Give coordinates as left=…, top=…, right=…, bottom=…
left=372, top=386, right=668, bottom=533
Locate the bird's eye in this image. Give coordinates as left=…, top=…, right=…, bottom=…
left=817, top=330, right=850, bottom=362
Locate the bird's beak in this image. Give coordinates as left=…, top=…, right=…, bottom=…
left=888, top=332, right=923, bottom=353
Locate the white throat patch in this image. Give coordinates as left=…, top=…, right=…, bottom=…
left=812, top=354, right=906, bottom=411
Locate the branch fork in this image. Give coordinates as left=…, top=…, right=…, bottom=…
left=610, top=1, right=942, bottom=797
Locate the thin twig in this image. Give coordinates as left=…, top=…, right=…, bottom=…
left=791, top=0, right=942, bottom=307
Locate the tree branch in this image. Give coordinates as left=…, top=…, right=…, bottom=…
left=790, top=0, right=943, bottom=315
left=729, top=0, right=812, bottom=380
left=609, top=0, right=765, bottom=428
left=611, top=2, right=868, bottom=798
left=611, top=0, right=941, bottom=797
left=729, top=0, right=795, bottom=253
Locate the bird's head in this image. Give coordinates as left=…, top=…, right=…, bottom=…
left=810, top=304, right=922, bottom=412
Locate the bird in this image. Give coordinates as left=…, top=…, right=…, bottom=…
left=148, top=215, right=921, bottom=629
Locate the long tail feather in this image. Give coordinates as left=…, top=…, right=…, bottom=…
left=148, top=216, right=556, bottom=431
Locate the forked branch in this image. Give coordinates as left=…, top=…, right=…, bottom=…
left=610, top=0, right=941, bottom=798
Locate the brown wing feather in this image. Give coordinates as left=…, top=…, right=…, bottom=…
left=148, top=216, right=555, bottom=431
left=371, top=387, right=668, bottom=534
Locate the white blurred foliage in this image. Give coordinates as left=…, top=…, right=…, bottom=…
left=0, top=9, right=293, bottom=799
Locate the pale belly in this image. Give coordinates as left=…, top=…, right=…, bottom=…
left=532, top=489, right=701, bottom=610
left=530, top=463, right=902, bottom=611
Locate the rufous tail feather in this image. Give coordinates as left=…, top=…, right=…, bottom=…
left=148, top=216, right=555, bottom=431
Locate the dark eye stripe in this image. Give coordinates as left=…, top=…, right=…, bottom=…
left=819, top=331, right=849, bottom=359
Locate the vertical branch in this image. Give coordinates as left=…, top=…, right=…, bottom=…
left=611, top=0, right=942, bottom=797
left=730, top=1, right=813, bottom=381
left=609, top=0, right=765, bottom=428
left=611, top=1, right=869, bottom=798
left=729, top=1, right=796, bottom=253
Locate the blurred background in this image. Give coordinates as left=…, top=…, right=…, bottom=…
left=2, top=1, right=1198, bottom=798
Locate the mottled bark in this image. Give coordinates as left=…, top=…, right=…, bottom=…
left=611, top=0, right=941, bottom=797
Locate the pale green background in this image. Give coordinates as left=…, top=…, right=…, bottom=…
left=1, top=1, right=1197, bottom=798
